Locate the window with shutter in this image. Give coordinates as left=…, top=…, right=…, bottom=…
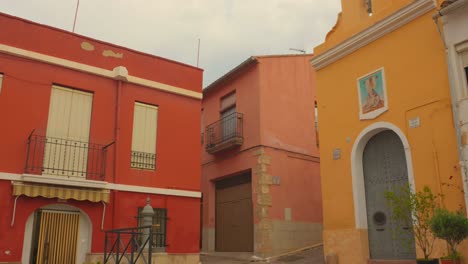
left=462, top=50, right=468, bottom=88
left=220, top=92, right=236, bottom=141
left=131, top=102, right=158, bottom=170
left=44, top=86, right=93, bottom=177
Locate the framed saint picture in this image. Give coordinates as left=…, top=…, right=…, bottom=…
left=357, top=68, right=388, bottom=120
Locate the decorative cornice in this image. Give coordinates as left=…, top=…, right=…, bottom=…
left=310, top=0, right=436, bottom=70
left=0, top=43, right=202, bottom=99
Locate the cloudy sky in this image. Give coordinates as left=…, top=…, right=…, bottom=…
left=0, top=0, right=341, bottom=86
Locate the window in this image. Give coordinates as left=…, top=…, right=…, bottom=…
left=137, top=208, right=167, bottom=249
left=44, top=85, right=93, bottom=177
left=131, top=102, right=158, bottom=170
left=220, top=92, right=236, bottom=140
left=462, top=49, right=468, bottom=88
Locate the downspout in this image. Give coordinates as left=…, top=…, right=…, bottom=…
left=433, top=3, right=468, bottom=216
left=111, top=66, right=129, bottom=228
left=112, top=79, right=122, bottom=229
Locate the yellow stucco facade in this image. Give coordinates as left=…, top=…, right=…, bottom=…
left=312, top=0, right=467, bottom=263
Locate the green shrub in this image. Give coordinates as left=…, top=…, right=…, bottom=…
left=429, top=208, right=468, bottom=260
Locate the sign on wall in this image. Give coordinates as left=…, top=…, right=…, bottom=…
left=357, top=68, right=388, bottom=120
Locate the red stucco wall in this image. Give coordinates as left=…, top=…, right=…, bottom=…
left=0, top=12, right=201, bottom=262
left=201, top=55, right=321, bottom=240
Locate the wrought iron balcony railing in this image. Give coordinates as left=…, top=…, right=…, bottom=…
left=205, top=112, right=244, bottom=154
left=131, top=151, right=156, bottom=170
left=25, top=132, right=107, bottom=181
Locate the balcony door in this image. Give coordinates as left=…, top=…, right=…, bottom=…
left=44, top=86, right=93, bottom=178
left=221, top=106, right=236, bottom=141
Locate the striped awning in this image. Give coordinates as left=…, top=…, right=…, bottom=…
left=12, top=182, right=110, bottom=203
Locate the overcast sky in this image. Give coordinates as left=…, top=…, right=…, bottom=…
left=0, top=0, right=341, bottom=87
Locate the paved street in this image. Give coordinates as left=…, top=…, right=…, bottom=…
left=200, top=246, right=325, bottom=264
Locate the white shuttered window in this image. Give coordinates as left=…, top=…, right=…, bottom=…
left=462, top=50, right=468, bottom=92
left=462, top=49, right=468, bottom=68
left=131, top=102, right=158, bottom=170
left=45, top=86, right=93, bottom=177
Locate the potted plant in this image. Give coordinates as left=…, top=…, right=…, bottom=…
left=385, top=185, right=440, bottom=264
left=429, top=208, right=468, bottom=264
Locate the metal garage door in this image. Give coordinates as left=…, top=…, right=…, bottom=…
left=215, top=172, right=253, bottom=252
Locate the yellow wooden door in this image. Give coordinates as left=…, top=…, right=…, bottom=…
left=44, top=86, right=93, bottom=177
left=35, top=211, right=80, bottom=264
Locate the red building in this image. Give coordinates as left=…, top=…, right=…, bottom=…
left=0, top=13, right=202, bottom=264
left=201, top=55, right=322, bottom=259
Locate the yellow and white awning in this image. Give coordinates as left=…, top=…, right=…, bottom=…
left=12, top=181, right=110, bottom=203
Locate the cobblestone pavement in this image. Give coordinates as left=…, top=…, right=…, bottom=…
left=200, top=246, right=324, bottom=264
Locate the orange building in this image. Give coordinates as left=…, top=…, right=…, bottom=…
left=201, top=55, right=322, bottom=259
left=0, top=13, right=202, bottom=264
left=311, top=0, right=467, bottom=263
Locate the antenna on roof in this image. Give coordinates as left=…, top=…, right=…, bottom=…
left=289, top=48, right=306, bottom=54
left=72, top=0, right=80, bottom=33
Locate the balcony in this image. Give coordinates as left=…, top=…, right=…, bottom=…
left=205, top=112, right=244, bottom=154
left=25, top=132, right=107, bottom=181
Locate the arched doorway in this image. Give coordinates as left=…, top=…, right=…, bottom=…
left=363, top=130, right=415, bottom=259
left=22, top=204, right=91, bottom=264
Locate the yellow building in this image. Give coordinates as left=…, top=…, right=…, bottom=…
left=311, top=0, right=467, bottom=263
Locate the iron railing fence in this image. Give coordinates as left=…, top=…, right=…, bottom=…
left=205, top=112, right=243, bottom=150
left=104, top=226, right=153, bottom=264
left=130, top=151, right=156, bottom=170
left=25, top=132, right=107, bottom=181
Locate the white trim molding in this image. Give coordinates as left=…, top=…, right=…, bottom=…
left=108, top=183, right=201, bottom=198
left=310, top=0, right=436, bottom=70
left=0, top=172, right=201, bottom=198
left=0, top=43, right=202, bottom=100
left=350, top=122, right=416, bottom=229
left=22, top=173, right=107, bottom=189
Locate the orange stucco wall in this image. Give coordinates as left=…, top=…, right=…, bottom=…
left=313, top=0, right=466, bottom=262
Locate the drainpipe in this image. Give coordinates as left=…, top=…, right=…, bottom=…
left=433, top=1, right=468, bottom=216
left=433, top=0, right=468, bottom=20
left=112, top=66, right=129, bottom=228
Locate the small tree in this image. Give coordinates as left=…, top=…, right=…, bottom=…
left=385, top=185, right=440, bottom=260
left=429, top=208, right=468, bottom=260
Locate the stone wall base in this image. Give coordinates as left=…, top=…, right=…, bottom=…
left=201, top=227, right=215, bottom=252
left=324, top=229, right=468, bottom=264
left=86, top=253, right=200, bottom=264
left=270, top=220, right=322, bottom=256
left=323, top=228, right=370, bottom=264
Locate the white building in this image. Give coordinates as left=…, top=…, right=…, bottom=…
left=434, top=0, right=468, bottom=213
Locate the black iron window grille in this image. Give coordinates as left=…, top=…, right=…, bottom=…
left=130, top=151, right=156, bottom=170
left=136, top=208, right=167, bottom=249
left=205, top=112, right=243, bottom=151
left=25, top=132, right=107, bottom=181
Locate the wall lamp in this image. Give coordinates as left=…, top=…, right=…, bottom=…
left=366, top=0, right=373, bottom=16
